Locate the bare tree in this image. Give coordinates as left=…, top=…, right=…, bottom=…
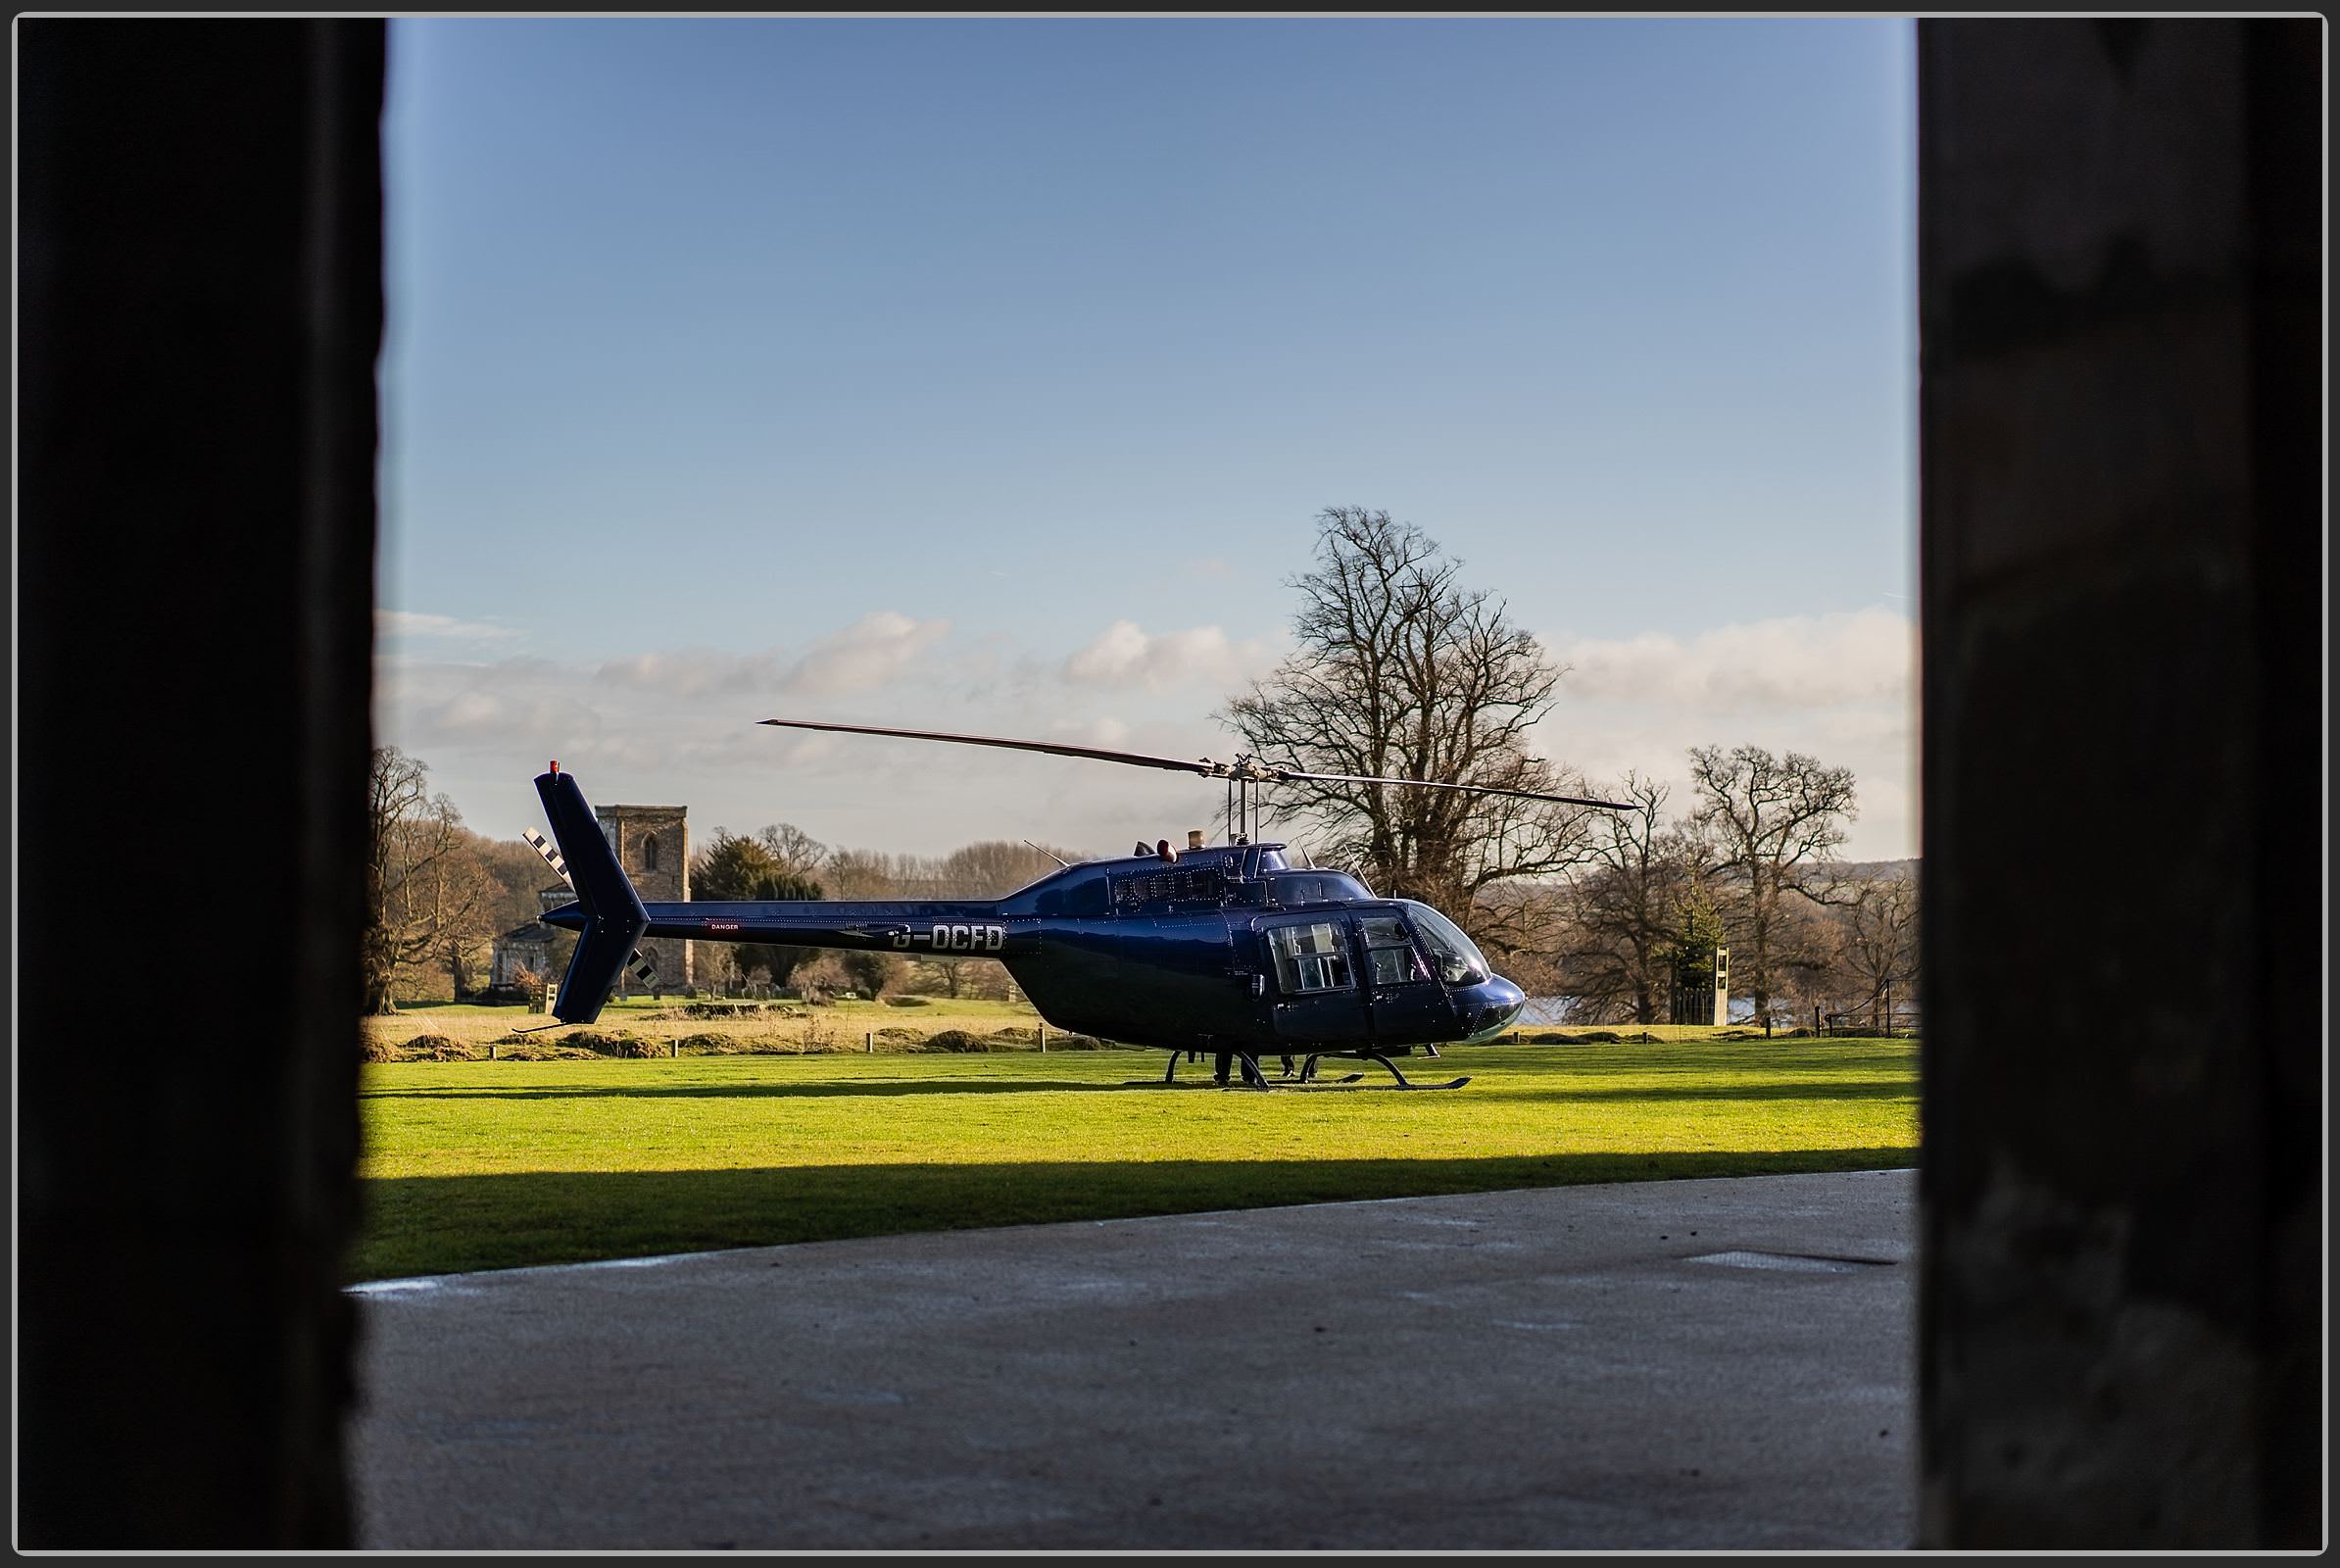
left=363, top=747, right=488, bottom=1014
left=921, top=956, right=971, bottom=999
left=839, top=949, right=907, bottom=1001
left=1767, top=891, right=1856, bottom=1030
left=754, top=822, right=828, bottom=883
left=426, top=830, right=554, bottom=1001
left=935, top=840, right=1081, bottom=897
left=819, top=840, right=1083, bottom=901
left=1832, top=866, right=1921, bottom=1032
left=1687, top=744, right=1859, bottom=1027
left=1469, top=878, right=1571, bottom=997
left=1554, top=775, right=1721, bottom=1024
left=906, top=954, right=1019, bottom=1002
left=821, top=847, right=933, bottom=899
left=792, top=952, right=853, bottom=1004
left=1219, top=507, right=1600, bottom=940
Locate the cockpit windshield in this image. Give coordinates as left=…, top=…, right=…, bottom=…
left=1399, top=901, right=1491, bottom=987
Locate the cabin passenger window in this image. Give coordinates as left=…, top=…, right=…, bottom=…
left=1269, top=921, right=1352, bottom=994
left=1358, top=916, right=1428, bottom=986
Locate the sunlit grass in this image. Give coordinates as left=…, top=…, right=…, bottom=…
left=362, top=994, right=1048, bottom=1050
left=353, top=1037, right=1919, bottom=1282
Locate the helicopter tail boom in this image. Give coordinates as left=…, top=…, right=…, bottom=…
left=534, top=766, right=651, bottom=1025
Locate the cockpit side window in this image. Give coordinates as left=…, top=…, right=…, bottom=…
left=1358, top=915, right=1429, bottom=986
left=1268, top=919, right=1353, bottom=994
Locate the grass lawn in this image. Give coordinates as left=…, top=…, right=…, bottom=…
left=354, top=1036, right=1918, bottom=1283
left=364, top=996, right=1051, bottom=1055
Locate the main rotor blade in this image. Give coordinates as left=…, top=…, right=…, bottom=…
left=758, top=717, right=1217, bottom=777
left=1270, top=768, right=1638, bottom=811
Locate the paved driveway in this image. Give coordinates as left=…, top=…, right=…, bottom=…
left=349, top=1168, right=1917, bottom=1550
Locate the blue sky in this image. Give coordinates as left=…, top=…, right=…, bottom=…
left=379, top=17, right=1918, bottom=863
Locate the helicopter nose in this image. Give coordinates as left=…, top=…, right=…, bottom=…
left=1461, top=975, right=1527, bottom=1042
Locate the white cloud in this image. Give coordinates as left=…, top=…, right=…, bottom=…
left=1556, top=608, right=1915, bottom=710
left=1063, top=619, right=1281, bottom=691
left=781, top=611, right=951, bottom=696
left=382, top=659, right=608, bottom=752
left=589, top=612, right=951, bottom=701
left=366, top=604, right=1915, bottom=863
left=375, top=609, right=524, bottom=642
left=1528, top=608, right=1921, bottom=860
left=1048, top=715, right=1132, bottom=747
left=594, top=650, right=786, bottom=697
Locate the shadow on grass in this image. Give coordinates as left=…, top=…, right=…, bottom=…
left=1480, top=1043, right=1918, bottom=1075
left=353, top=1147, right=1917, bottom=1283
left=1467, top=1078, right=1919, bottom=1104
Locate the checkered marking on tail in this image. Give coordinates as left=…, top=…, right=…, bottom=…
left=522, top=827, right=571, bottom=886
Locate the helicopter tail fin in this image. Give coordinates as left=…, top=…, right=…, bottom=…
left=533, top=765, right=650, bottom=1025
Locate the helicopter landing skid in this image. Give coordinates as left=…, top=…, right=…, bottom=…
left=1161, top=1048, right=1275, bottom=1090
left=1315, top=1050, right=1472, bottom=1090
left=1122, top=1080, right=1471, bottom=1091
left=1136, top=1049, right=1469, bottom=1090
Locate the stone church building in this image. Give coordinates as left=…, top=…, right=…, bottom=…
left=490, top=800, right=693, bottom=999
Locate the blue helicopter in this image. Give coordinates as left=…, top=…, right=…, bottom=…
left=527, top=719, right=1633, bottom=1090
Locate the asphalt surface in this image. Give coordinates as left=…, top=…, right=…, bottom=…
left=348, top=1168, right=1918, bottom=1550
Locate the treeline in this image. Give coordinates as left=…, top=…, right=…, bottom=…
left=1467, top=745, right=1918, bottom=1030
left=363, top=745, right=1087, bottom=1010
left=682, top=823, right=1086, bottom=1003
left=1212, top=510, right=1919, bottom=1032
left=364, top=739, right=1918, bottom=1029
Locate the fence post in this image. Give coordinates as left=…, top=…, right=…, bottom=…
left=669, top=1038, right=677, bottom=1059
left=1039, top=1023, right=1046, bottom=1053
left=865, top=1030, right=873, bottom=1054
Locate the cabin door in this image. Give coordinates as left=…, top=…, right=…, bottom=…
left=1261, top=915, right=1367, bottom=1045
left=1355, top=911, right=1448, bottom=1045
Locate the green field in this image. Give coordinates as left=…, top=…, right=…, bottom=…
left=353, top=1036, right=1919, bottom=1282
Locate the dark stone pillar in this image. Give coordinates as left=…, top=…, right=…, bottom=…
left=1917, top=19, right=2319, bottom=1548
left=19, top=20, right=383, bottom=1547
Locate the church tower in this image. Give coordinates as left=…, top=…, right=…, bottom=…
left=594, top=802, right=691, bottom=992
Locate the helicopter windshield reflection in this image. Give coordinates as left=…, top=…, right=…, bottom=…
left=1399, top=901, right=1491, bottom=986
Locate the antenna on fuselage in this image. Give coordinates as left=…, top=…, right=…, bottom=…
left=1022, top=839, right=1070, bottom=868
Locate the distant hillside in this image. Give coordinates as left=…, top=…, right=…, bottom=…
left=1819, top=858, right=1920, bottom=879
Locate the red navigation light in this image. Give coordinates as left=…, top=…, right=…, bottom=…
left=550, top=760, right=560, bottom=773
